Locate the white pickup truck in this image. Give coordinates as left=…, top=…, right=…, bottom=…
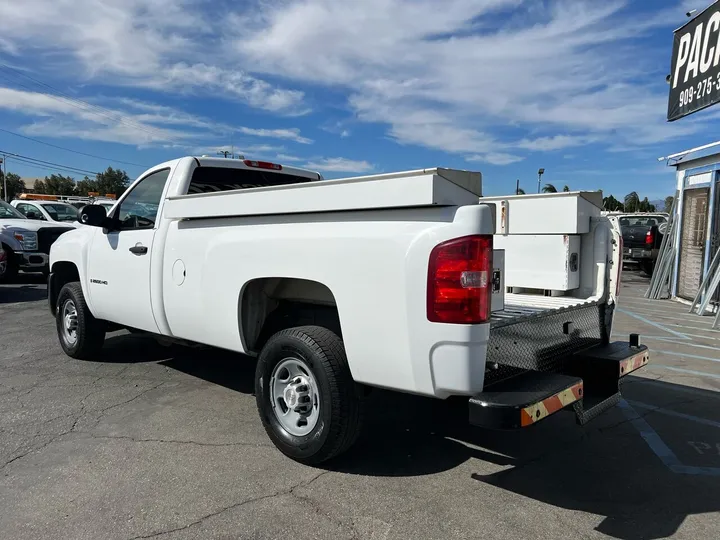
left=48, top=157, right=649, bottom=464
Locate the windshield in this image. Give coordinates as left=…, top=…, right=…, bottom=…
left=619, top=216, right=667, bottom=228
left=0, top=200, right=27, bottom=219
left=40, top=202, right=79, bottom=222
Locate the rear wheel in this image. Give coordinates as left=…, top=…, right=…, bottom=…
left=641, top=260, right=655, bottom=276
left=56, top=282, right=106, bottom=359
left=255, top=325, right=364, bottom=465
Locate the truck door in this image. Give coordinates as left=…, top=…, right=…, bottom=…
left=87, top=168, right=170, bottom=332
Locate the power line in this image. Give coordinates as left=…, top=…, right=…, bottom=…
left=0, top=64, right=212, bottom=148
left=9, top=156, right=99, bottom=177
left=0, top=127, right=148, bottom=169
left=1, top=159, right=88, bottom=177
left=1, top=150, right=101, bottom=176
left=0, top=65, right=184, bottom=143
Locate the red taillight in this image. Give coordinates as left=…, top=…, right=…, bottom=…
left=243, top=159, right=282, bottom=171
left=427, top=235, right=493, bottom=324
left=645, top=229, right=654, bottom=247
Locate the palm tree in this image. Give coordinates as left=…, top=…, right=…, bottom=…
left=562, top=185, right=570, bottom=192
left=516, top=188, right=526, bottom=195
left=624, top=191, right=639, bottom=212
left=542, top=183, right=557, bottom=193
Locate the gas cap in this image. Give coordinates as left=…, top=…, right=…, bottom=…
left=172, top=259, right=186, bottom=286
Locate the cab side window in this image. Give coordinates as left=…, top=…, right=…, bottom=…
left=17, top=203, right=45, bottom=220
left=114, top=169, right=170, bottom=230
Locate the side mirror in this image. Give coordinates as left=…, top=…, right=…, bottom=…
left=79, top=204, right=109, bottom=228
left=26, top=211, right=42, bottom=220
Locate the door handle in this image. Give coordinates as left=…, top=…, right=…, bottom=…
left=129, top=244, right=148, bottom=255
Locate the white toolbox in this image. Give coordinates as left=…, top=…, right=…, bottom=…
left=493, top=235, right=580, bottom=291
left=491, top=249, right=505, bottom=312
left=481, top=191, right=603, bottom=235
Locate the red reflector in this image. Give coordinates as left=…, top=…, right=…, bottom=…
left=427, top=235, right=493, bottom=324
left=645, top=229, right=654, bottom=247
left=243, top=159, right=282, bottom=171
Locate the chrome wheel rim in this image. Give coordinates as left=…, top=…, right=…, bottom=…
left=270, top=357, right=320, bottom=436
left=61, top=300, right=79, bottom=346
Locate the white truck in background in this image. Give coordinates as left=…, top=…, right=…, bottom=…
left=47, top=157, right=649, bottom=464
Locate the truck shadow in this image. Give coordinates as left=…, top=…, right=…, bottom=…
left=104, top=334, right=720, bottom=539
left=0, top=273, right=47, bottom=304
left=328, top=377, right=720, bottom=540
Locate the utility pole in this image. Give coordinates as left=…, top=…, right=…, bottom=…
left=537, top=168, right=545, bottom=194
left=0, top=155, right=6, bottom=202
left=516, top=179, right=520, bottom=195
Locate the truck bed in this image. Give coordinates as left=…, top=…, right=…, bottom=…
left=491, top=294, right=599, bottom=328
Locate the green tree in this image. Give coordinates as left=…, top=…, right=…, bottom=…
left=516, top=187, right=526, bottom=195
left=562, top=185, right=570, bottom=192
left=603, top=194, right=624, bottom=211
left=0, top=172, right=26, bottom=201
left=637, top=197, right=656, bottom=212
left=75, top=176, right=99, bottom=196
left=664, top=195, right=675, bottom=213
left=542, top=183, right=557, bottom=193
left=43, top=174, right=76, bottom=195
left=95, top=167, right=129, bottom=197
left=624, top=191, right=640, bottom=212
left=33, top=179, right=47, bottom=193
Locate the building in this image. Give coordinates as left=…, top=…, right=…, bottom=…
left=20, top=177, right=44, bottom=193
left=665, top=145, right=720, bottom=301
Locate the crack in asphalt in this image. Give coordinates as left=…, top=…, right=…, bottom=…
left=0, top=383, right=167, bottom=473
left=76, top=433, right=272, bottom=448
left=127, top=470, right=333, bottom=540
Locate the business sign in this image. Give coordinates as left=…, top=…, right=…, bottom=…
left=668, top=2, right=720, bottom=121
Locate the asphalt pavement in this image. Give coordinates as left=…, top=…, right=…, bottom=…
left=1, top=271, right=720, bottom=540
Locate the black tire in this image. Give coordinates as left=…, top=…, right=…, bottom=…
left=0, top=246, right=18, bottom=283
left=56, top=282, right=106, bottom=359
left=641, top=260, right=655, bottom=276
left=255, top=325, right=364, bottom=465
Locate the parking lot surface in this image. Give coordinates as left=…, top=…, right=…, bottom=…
left=2, top=271, right=720, bottom=540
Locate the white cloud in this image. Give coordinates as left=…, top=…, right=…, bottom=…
left=231, top=0, right=701, bottom=159
left=237, top=127, right=313, bottom=144
left=0, top=0, right=707, bottom=164
left=275, top=153, right=304, bottom=162
left=515, top=135, right=595, bottom=152
left=304, top=157, right=374, bottom=173
left=0, top=87, right=311, bottom=152
left=0, top=0, right=306, bottom=114
left=466, top=153, right=524, bottom=165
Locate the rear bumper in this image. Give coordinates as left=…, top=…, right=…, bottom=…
left=623, top=247, right=654, bottom=261
left=469, top=336, right=649, bottom=429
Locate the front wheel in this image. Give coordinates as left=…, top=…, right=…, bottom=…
left=56, top=282, right=106, bottom=359
left=255, top=325, right=364, bottom=465
left=0, top=247, right=18, bottom=283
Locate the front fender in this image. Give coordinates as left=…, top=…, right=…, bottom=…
left=0, top=231, right=24, bottom=252
left=49, top=227, right=96, bottom=313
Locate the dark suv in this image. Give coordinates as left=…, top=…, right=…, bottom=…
left=617, top=213, right=668, bottom=276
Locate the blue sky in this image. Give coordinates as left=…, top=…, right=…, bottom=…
left=0, top=0, right=714, bottom=200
